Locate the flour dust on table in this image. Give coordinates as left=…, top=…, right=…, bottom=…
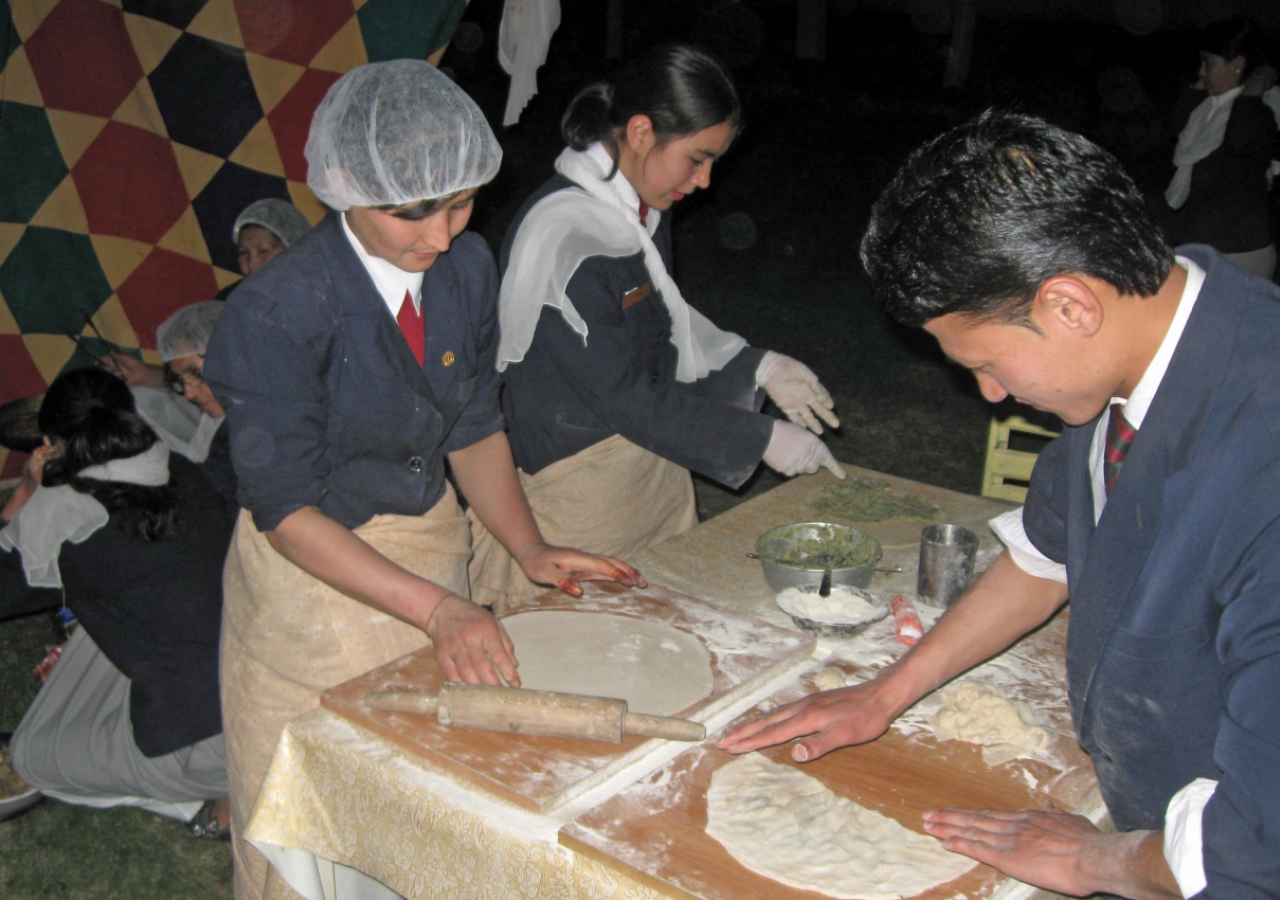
left=500, top=611, right=714, bottom=717
left=705, top=753, right=976, bottom=899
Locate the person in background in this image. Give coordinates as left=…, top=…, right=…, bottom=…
left=203, top=60, right=644, bottom=900
left=720, top=111, right=1280, bottom=898
left=471, top=44, right=845, bottom=610
left=230, top=198, right=313, bottom=278
left=102, top=197, right=313, bottom=384
left=1166, top=16, right=1277, bottom=281
left=154, top=301, right=237, bottom=516
left=0, top=368, right=233, bottom=839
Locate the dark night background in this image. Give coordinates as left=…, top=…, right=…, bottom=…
left=3, top=3, right=1280, bottom=896
left=443, top=0, right=1280, bottom=514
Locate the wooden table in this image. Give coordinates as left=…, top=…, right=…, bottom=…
left=250, top=465, right=1102, bottom=900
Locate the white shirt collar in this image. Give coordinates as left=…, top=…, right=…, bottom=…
left=1109, top=255, right=1205, bottom=429
left=340, top=212, right=425, bottom=317
left=586, top=143, right=660, bottom=237
left=1089, top=256, right=1205, bottom=521
left=1210, top=84, right=1245, bottom=110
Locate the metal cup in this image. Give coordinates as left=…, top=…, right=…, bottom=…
left=916, top=524, right=979, bottom=608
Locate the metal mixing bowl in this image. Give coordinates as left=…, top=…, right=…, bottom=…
left=753, top=522, right=884, bottom=593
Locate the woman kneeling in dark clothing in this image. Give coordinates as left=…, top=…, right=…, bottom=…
left=0, top=367, right=232, bottom=830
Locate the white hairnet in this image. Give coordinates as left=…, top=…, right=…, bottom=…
left=156, top=301, right=225, bottom=362
left=305, top=60, right=502, bottom=210
left=232, top=198, right=312, bottom=247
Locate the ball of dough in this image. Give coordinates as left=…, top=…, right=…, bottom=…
left=812, top=666, right=848, bottom=692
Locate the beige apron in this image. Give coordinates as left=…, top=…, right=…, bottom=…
left=222, top=486, right=471, bottom=900
left=468, top=435, right=697, bottom=612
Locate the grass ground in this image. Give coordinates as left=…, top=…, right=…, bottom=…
left=0, top=2, right=1212, bottom=896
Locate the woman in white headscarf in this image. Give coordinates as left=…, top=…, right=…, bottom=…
left=1166, top=16, right=1277, bottom=280
left=201, top=60, right=642, bottom=900
left=470, top=44, right=845, bottom=610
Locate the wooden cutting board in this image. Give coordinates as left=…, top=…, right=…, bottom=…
left=321, top=581, right=816, bottom=814
left=561, top=609, right=1101, bottom=899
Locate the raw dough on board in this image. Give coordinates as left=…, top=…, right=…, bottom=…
left=933, top=680, right=1050, bottom=765
left=500, top=611, right=713, bottom=716
left=706, top=753, right=976, bottom=899
left=812, top=665, right=849, bottom=691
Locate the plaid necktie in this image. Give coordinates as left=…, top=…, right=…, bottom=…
left=397, top=290, right=424, bottom=366
left=1103, top=403, right=1137, bottom=495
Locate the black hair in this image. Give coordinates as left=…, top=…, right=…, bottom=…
left=860, top=110, right=1174, bottom=329
left=39, top=367, right=179, bottom=541
left=373, top=188, right=474, bottom=221
left=1199, top=16, right=1267, bottom=77
left=561, top=43, right=742, bottom=178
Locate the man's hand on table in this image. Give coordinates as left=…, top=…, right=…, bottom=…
left=716, top=679, right=902, bottom=761
left=923, top=807, right=1181, bottom=900
left=426, top=593, right=521, bottom=687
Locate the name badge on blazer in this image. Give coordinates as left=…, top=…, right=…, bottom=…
left=621, top=283, right=652, bottom=310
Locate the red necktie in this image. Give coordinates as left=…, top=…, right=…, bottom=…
left=638, top=200, right=648, bottom=226
left=1103, top=403, right=1137, bottom=495
left=397, top=290, right=424, bottom=366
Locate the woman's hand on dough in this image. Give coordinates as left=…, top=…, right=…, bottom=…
left=516, top=544, right=647, bottom=596
left=425, top=593, right=521, bottom=687
left=922, top=807, right=1179, bottom=899
left=715, top=682, right=897, bottom=761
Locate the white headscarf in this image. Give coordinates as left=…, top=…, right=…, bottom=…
left=1167, top=86, right=1245, bottom=209
left=497, top=145, right=746, bottom=382
left=0, top=442, right=170, bottom=588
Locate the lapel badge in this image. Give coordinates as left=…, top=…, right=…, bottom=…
left=441, top=350, right=456, bottom=367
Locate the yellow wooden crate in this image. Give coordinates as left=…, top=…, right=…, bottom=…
left=981, top=414, right=1062, bottom=503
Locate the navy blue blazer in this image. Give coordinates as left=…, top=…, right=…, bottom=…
left=0, top=456, right=230, bottom=756
left=204, top=212, right=505, bottom=532
left=1025, top=246, right=1280, bottom=896
left=498, top=175, right=773, bottom=488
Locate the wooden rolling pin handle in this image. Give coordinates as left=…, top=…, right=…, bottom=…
left=364, top=691, right=440, bottom=715
left=623, top=712, right=706, bottom=742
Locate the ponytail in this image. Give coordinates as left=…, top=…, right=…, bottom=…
left=39, top=367, right=180, bottom=542
left=560, top=44, right=741, bottom=177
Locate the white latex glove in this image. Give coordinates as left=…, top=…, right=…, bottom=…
left=762, top=420, right=847, bottom=479
left=755, top=351, right=839, bottom=434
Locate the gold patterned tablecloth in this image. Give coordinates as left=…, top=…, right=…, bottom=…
left=247, top=467, right=1092, bottom=900
left=248, top=707, right=664, bottom=900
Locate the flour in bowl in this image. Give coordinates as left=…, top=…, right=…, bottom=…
left=776, top=586, right=885, bottom=624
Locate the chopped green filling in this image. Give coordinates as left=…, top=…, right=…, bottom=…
left=810, top=477, right=941, bottom=524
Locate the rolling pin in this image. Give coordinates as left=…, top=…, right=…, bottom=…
left=364, top=682, right=707, bottom=743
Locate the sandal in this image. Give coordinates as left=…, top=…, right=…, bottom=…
left=189, top=799, right=232, bottom=841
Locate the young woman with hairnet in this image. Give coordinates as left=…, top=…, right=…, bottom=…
left=470, top=45, right=844, bottom=609
left=231, top=198, right=312, bottom=277
left=202, top=60, right=643, bottom=900
left=147, top=301, right=238, bottom=515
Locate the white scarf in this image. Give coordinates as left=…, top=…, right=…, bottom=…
left=0, top=442, right=171, bottom=588
left=497, top=144, right=746, bottom=383
left=1167, top=86, right=1244, bottom=209
left=131, top=386, right=223, bottom=463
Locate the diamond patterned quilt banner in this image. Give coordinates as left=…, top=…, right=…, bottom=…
left=0, top=0, right=467, bottom=478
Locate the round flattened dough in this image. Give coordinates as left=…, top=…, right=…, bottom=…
left=500, top=611, right=714, bottom=717
left=706, top=753, right=976, bottom=899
